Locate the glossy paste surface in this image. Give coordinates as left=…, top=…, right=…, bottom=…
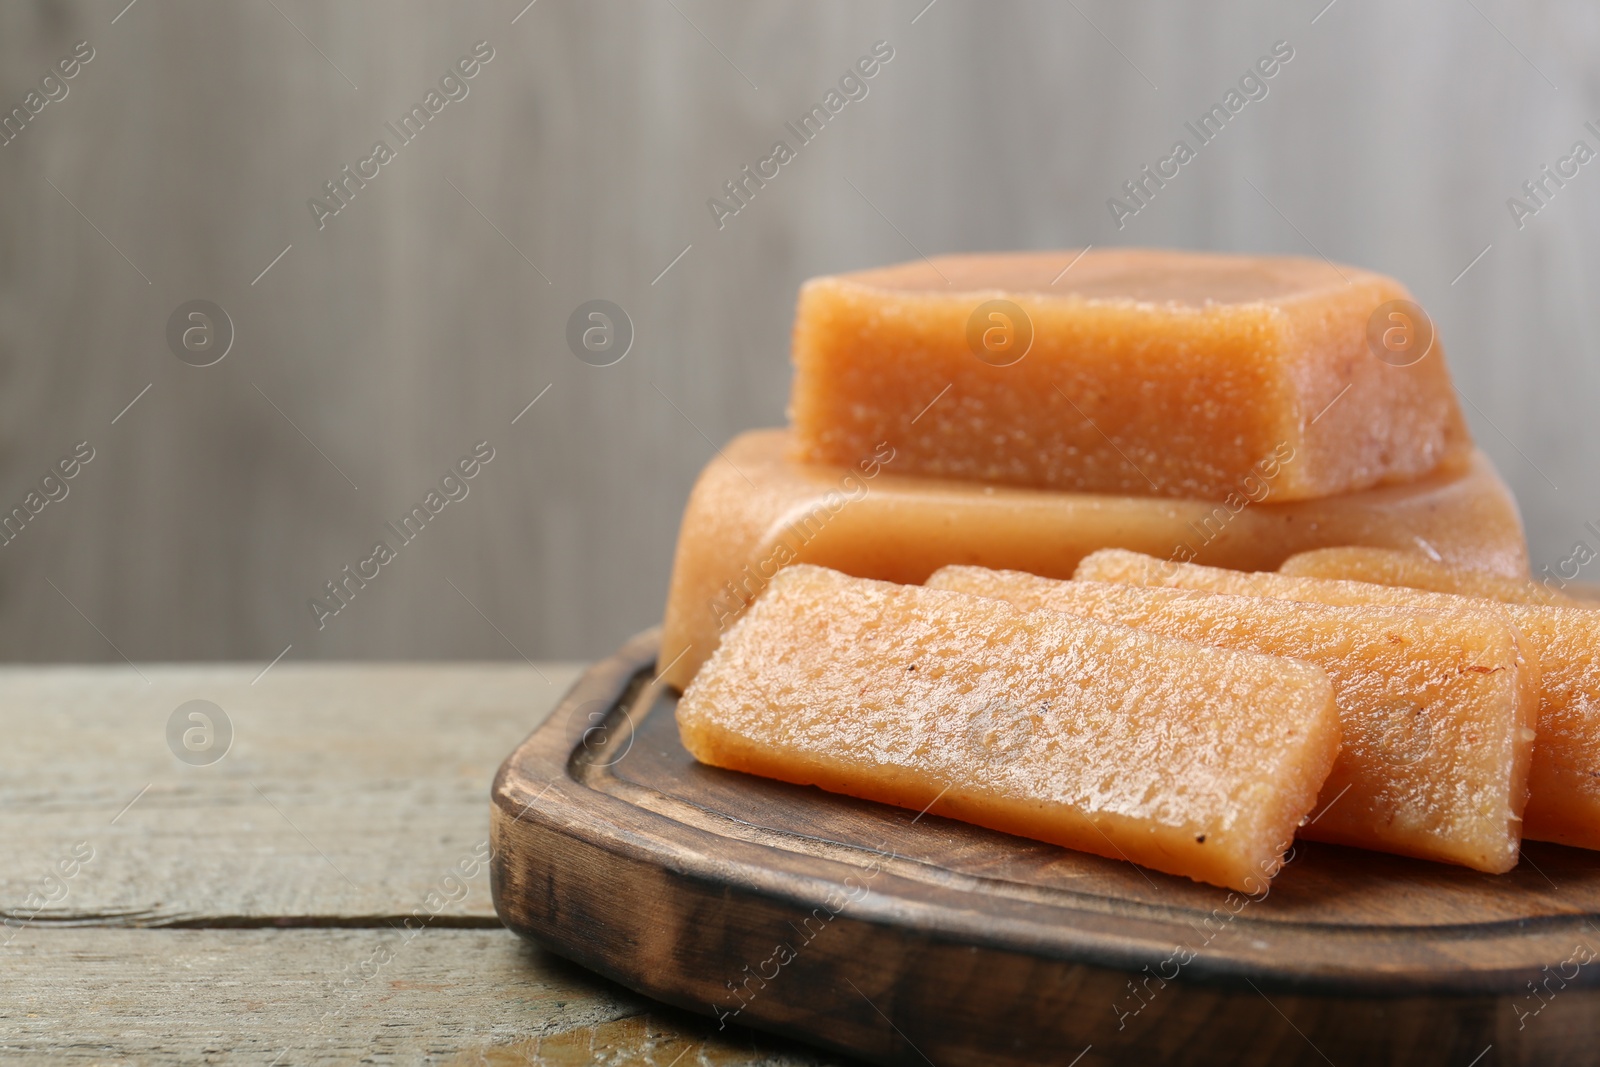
left=1079, top=549, right=1600, bottom=850
left=1277, top=548, right=1600, bottom=848
left=677, top=565, right=1341, bottom=891
left=790, top=250, right=1472, bottom=501
left=1281, top=547, right=1583, bottom=607
left=658, top=430, right=1528, bottom=690
left=929, top=567, right=1534, bottom=873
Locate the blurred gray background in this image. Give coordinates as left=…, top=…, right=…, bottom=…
left=0, top=0, right=1595, bottom=664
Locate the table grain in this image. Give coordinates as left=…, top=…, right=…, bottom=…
left=0, top=663, right=847, bottom=1065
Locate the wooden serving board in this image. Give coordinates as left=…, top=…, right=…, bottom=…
left=491, top=629, right=1600, bottom=1067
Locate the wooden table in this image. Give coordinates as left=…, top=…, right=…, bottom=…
left=0, top=664, right=848, bottom=1065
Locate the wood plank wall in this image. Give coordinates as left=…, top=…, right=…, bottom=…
left=0, top=0, right=1592, bottom=661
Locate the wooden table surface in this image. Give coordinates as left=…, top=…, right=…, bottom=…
left=0, top=663, right=850, bottom=1066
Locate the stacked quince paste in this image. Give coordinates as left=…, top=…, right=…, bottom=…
left=661, top=249, right=1593, bottom=892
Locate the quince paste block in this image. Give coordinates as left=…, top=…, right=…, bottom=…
left=657, top=429, right=1528, bottom=690
left=1279, top=548, right=1600, bottom=850
left=928, top=567, right=1535, bottom=873
left=1077, top=549, right=1600, bottom=851
left=790, top=249, right=1472, bottom=501
left=1280, top=547, right=1585, bottom=608
left=676, top=564, right=1341, bottom=892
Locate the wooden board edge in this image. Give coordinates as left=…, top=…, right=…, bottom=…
left=486, top=629, right=1600, bottom=1067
